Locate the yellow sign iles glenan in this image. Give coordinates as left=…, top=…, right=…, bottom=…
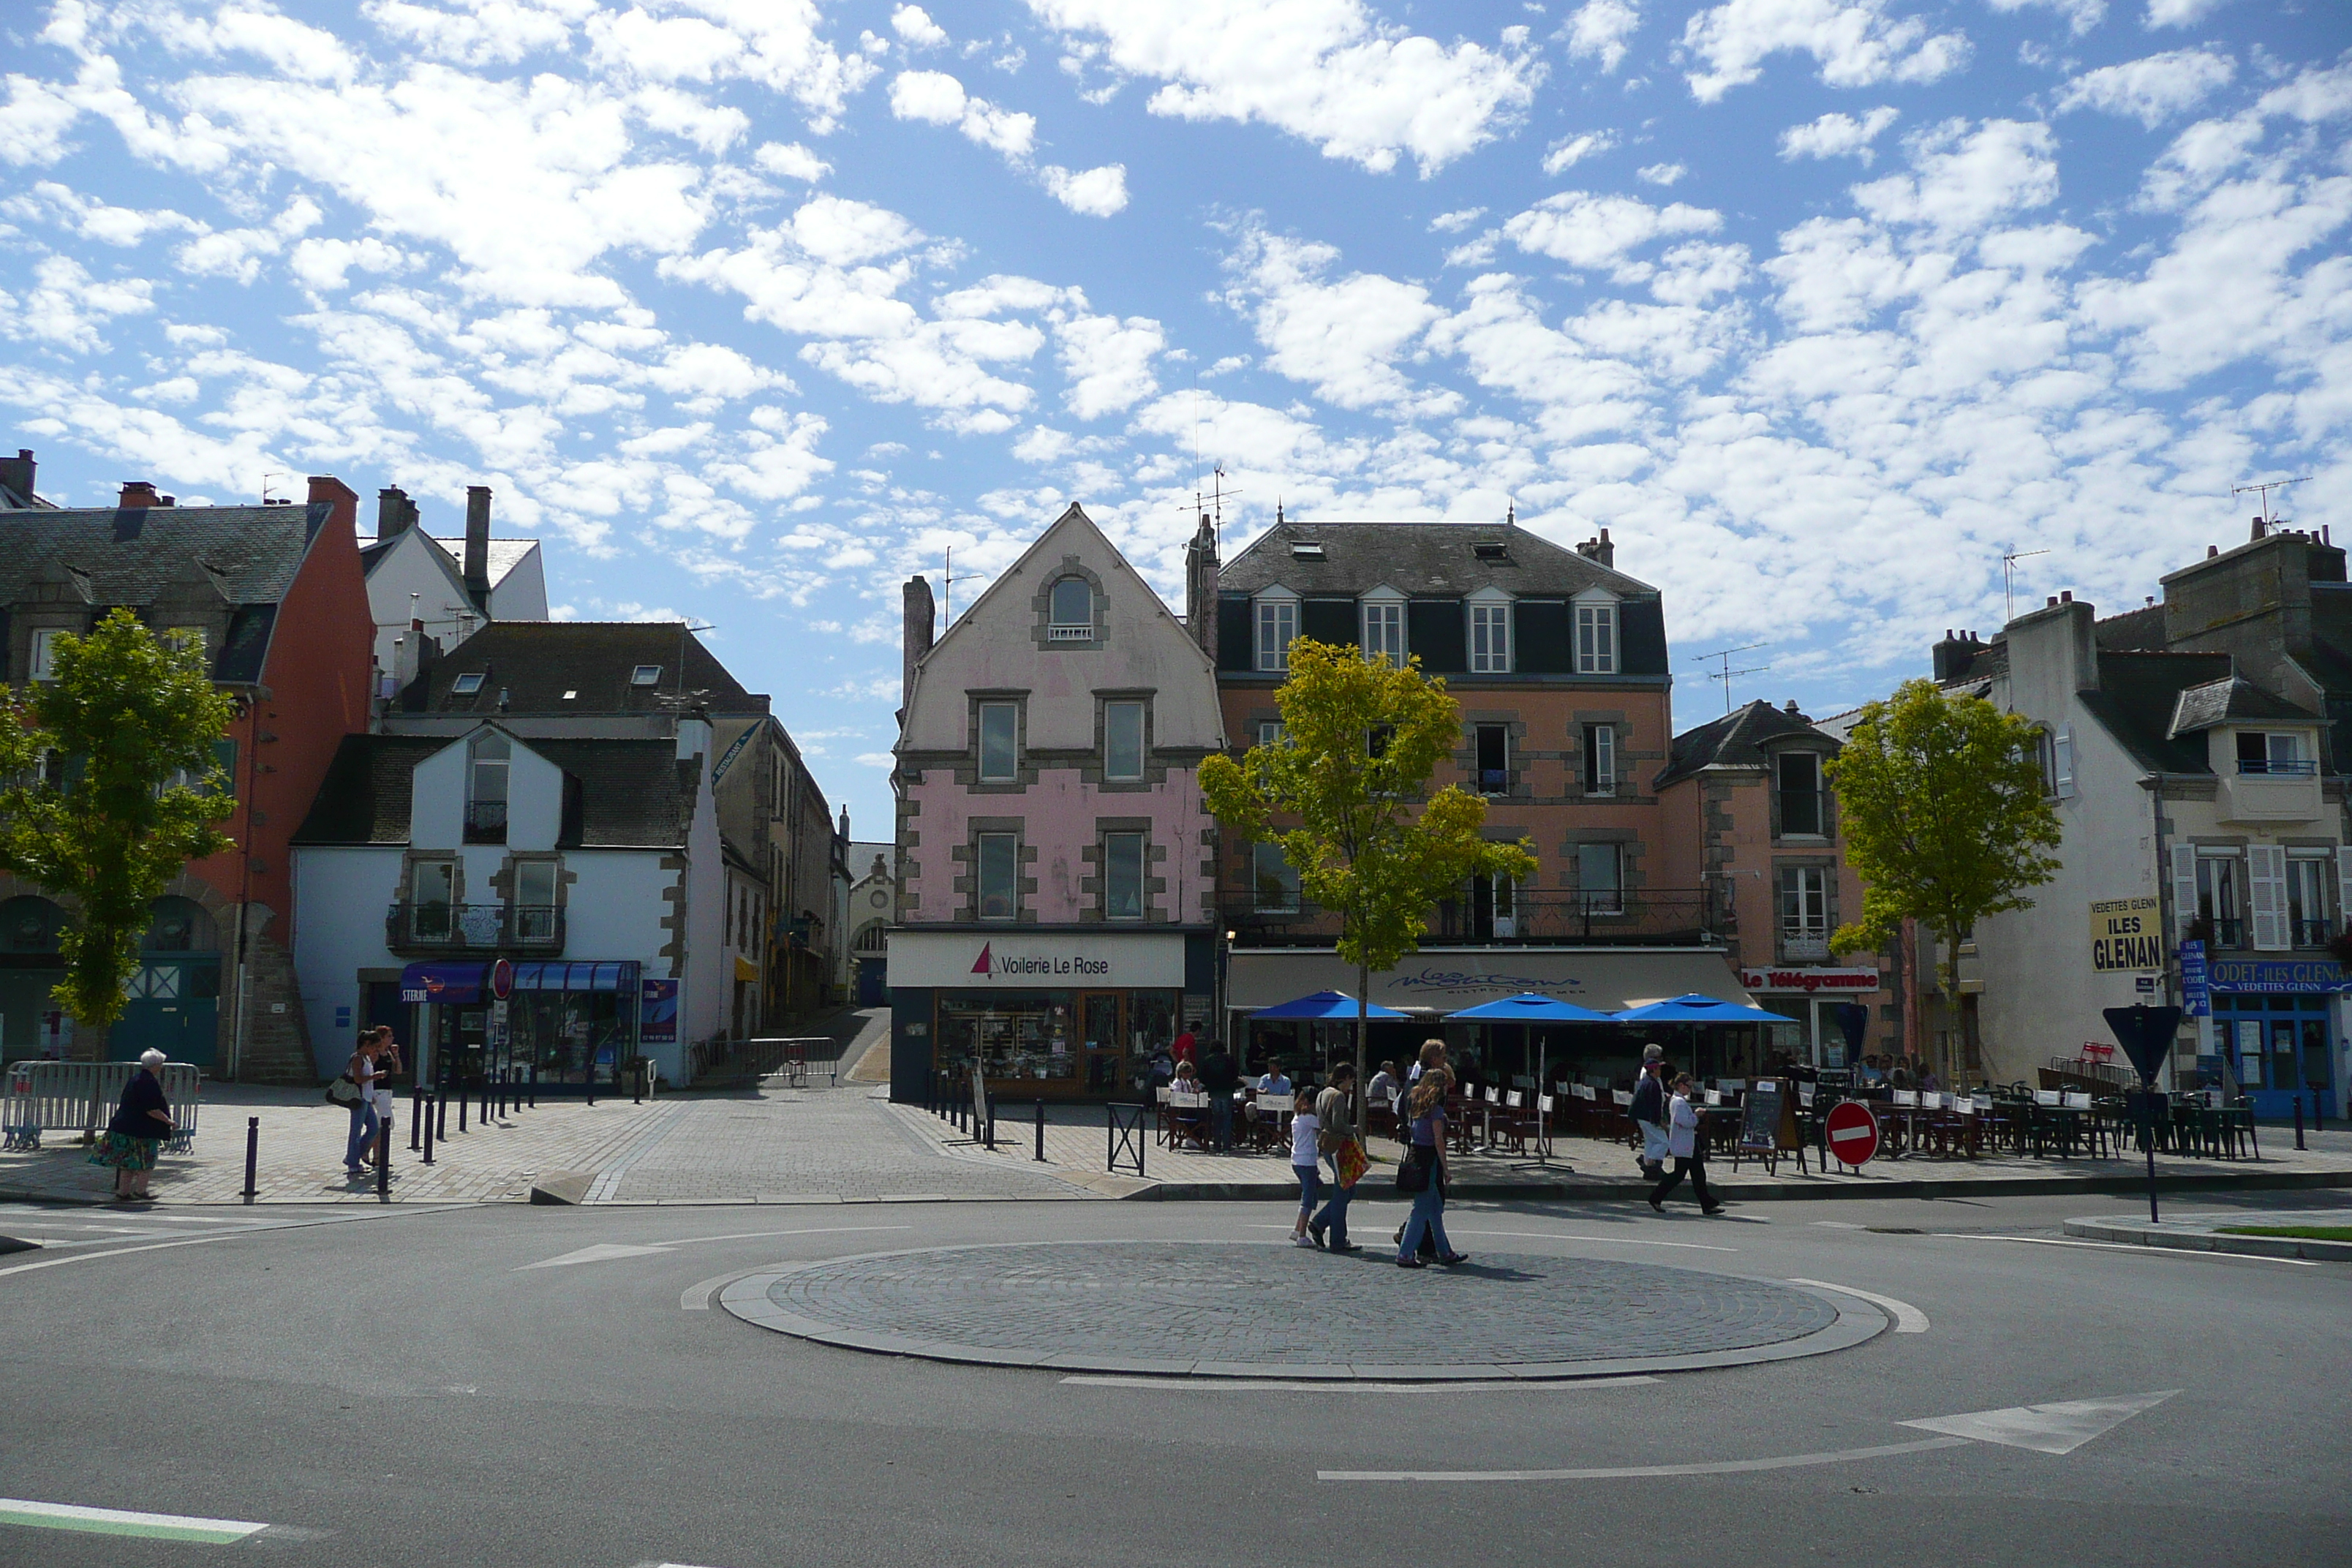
left=2089, top=896, right=2163, bottom=973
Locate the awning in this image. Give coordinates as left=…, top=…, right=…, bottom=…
left=511, top=960, right=640, bottom=992
left=400, top=962, right=486, bottom=1005
left=1225, top=949, right=1757, bottom=1015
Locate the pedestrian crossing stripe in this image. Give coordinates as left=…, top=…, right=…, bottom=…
left=0, top=1497, right=269, bottom=1543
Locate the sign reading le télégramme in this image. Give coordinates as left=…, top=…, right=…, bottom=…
left=2089, top=897, right=2163, bottom=973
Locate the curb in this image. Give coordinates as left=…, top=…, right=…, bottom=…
left=1123, top=1166, right=2352, bottom=1204
left=0, top=1185, right=110, bottom=1209
left=2062, top=1216, right=2352, bottom=1262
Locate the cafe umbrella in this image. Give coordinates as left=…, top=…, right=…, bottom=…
left=1249, top=992, right=1411, bottom=1095
left=1444, top=994, right=1616, bottom=1145
left=1615, top=993, right=1801, bottom=1081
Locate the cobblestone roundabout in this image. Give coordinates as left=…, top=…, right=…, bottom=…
left=722, top=1242, right=1879, bottom=1380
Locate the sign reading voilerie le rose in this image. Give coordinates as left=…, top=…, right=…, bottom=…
left=886, top=930, right=1188, bottom=990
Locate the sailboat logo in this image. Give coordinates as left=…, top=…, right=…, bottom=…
left=970, top=943, right=993, bottom=976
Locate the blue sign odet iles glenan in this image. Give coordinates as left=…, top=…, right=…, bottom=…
left=2204, top=958, right=2352, bottom=995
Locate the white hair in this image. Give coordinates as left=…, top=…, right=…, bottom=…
left=139, top=1048, right=167, bottom=1068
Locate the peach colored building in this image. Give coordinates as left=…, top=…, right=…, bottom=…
left=1654, top=699, right=1900, bottom=1066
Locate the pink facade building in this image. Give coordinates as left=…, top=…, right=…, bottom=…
left=886, top=505, right=1224, bottom=1100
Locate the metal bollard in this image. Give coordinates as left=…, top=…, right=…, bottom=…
left=2295, top=1096, right=2307, bottom=1151
left=421, top=1093, right=436, bottom=1166
left=983, top=1093, right=995, bottom=1151
left=1035, top=1098, right=1046, bottom=1162
left=633, top=1062, right=643, bottom=1105
left=436, top=1087, right=449, bottom=1142
left=241, top=1116, right=259, bottom=1205
left=376, top=1116, right=391, bottom=1201
left=410, top=1086, right=423, bottom=1152
left=459, top=1088, right=467, bottom=1134
left=529, top=1061, right=538, bottom=1110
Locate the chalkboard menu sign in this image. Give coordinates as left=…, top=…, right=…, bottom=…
left=1740, top=1079, right=1793, bottom=1150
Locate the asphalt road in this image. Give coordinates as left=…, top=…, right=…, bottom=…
left=1, top=1187, right=2345, bottom=1567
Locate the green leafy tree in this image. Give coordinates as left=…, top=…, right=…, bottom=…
left=0, top=610, right=238, bottom=1039
left=1827, top=677, right=2061, bottom=1088
left=1200, top=638, right=1536, bottom=1131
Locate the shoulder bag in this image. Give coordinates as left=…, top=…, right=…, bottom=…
left=325, top=1074, right=363, bottom=1107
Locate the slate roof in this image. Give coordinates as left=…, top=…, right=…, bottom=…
left=1654, top=698, right=1833, bottom=790
left=291, top=732, right=694, bottom=848
left=396, top=621, right=767, bottom=716
left=2168, top=674, right=2321, bottom=736
left=2077, top=651, right=2234, bottom=774
left=1220, top=519, right=1656, bottom=599
left=0, top=502, right=328, bottom=606
left=2094, top=604, right=2166, bottom=651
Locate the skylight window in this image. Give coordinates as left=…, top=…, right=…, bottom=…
left=630, top=665, right=662, bottom=687
left=451, top=672, right=486, bottom=695
left=1289, top=540, right=1325, bottom=559
left=1472, top=542, right=1509, bottom=561
left=562, top=690, right=577, bottom=701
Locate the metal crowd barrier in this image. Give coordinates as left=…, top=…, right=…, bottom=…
left=3, top=1060, right=201, bottom=1153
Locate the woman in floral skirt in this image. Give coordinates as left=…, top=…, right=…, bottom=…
left=90, top=1049, right=173, bottom=1202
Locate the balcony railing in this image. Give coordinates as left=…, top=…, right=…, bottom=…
left=1780, top=928, right=1831, bottom=960
left=387, top=902, right=564, bottom=954
left=2236, top=758, right=2317, bottom=776
left=1477, top=767, right=1509, bottom=795
left=2294, top=917, right=2334, bottom=948
left=1224, top=886, right=1719, bottom=949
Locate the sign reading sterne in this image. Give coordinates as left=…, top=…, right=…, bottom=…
left=2089, top=897, right=2163, bottom=973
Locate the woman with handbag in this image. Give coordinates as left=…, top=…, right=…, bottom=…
left=90, top=1049, right=173, bottom=1201
left=1650, top=1072, right=1724, bottom=1215
left=1395, top=1068, right=1468, bottom=1269
left=342, top=1030, right=383, bottom=1176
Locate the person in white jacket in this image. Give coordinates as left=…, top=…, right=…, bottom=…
left=1629, top=1044, right=1669, bottom=1180
left=1648, top=1073, right=1723, bottom=1215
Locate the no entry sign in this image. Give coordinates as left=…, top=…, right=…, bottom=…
left=1825, top=1100, right=1880, bottom=1167
left=490, top=959, right=515, bottom=1001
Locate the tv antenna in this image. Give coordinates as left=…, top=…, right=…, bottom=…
left=2233, top=476, right=2309, bottom=524
left=260, top=472, right=287, bottom=504
left=942, top=546, right=956, bottom=626
left=2002, top=545, right=2048, bottom=622
left=1192, top=464, right=1240, bottom=550
left=1691, top=641, right=1769, bottom=714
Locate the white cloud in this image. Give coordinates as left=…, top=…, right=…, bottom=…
left=2056, top=48, right=2236, bottom=129
left=1504, top=189, right=1723, bottom=273
left=1562, top=0, right=1640, bottom=73
left=1778, top=106, right=1899, bottom=163
left=1985, top=0, right=2107, bottom=37
left=889, top=69, right=1038, bottom=158
left=1223, top=230, right=1450, bottom=412
left=2144, top=0, right=2230, bottom=26
left=1025, top=0, right=1539, bottom=175
left=1542, top=129, right=1617, bottom=174
left=1429, top=208, right=1486, bottom=233
left=1637, top=161, right=1686, bottom=186
left=583, top=1, right=876, bottom=134
left=753, top=140, right=832, bottom=181
left=289, top=236, right=412, bottom=290
left=21, top=256, right=157, bottom=352
left=892, top=4, right=950, bottom=48
left=0, top=73, right=83, bottom=165
left=1852, top=119, right=2060, bottom=238
left=1039, top=163, right=1129, bottom=216
left=3, top=180, right=201, bottom=246
left=1678, top=0, right=1970, bottom=102
left=1056, top=312, right=1164, bottom=417
left=361, top=0, right=584, bottom=67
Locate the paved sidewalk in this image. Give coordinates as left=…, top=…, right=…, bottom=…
left=887, top=1095, right=2352, bottom=1202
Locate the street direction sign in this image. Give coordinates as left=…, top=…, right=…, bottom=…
left=1825, top=1100, right=1880, bottom=1166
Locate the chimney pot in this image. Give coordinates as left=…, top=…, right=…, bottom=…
left=2208, top=545, right=2219, bottom=558
left=901, top=574, right=936, bottom=724
left=2046, top=595, right=2059, bottom=608
left=118, top=480, right=162, bottom=509
left=2059, top=590, right=2072, bottom=603
left=2251, top=516, right=2267, bottom=541
left=0, top=448, right=33, bottom=505
left=377, top=486, right=417, bottom=540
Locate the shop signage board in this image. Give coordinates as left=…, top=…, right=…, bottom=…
left=1738, top=966, right=1879, bottom=994
left=2205, top=958, right=2352, bottom=994
left=888, top=930, right=1187, bottom=990
left=1824, top=1100, right=1880, bottom=1166
left=639, top=978, right=679, bottom=1044
left=2179, top=940, right=2209, bottom=1017
left=1739, top=1081, right=1797, bottom=1152
left=2088, top=897, right=2162, bottom=973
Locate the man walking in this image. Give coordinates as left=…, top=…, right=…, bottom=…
left=1650, top=1072, right=1723, bottom=1215
left=1629, top=1043, right=1669, bottom=1181
left=1308, top=1063, right=1364, bottom=1253
left=1198, top=1039, right=1240, bottom=1151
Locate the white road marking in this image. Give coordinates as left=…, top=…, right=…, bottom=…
left=1066, top=1374, right=1658, bottom=1392
left=1787, top=1277, right=1931, bottom=1333
left=1321, top=1436, right=1970, bottom=1482
left=1945, top=1234, right=2318, bottom=1266
left=0, top=1209, right=464, bottom=1282
left=1812, top=1220, right=1864, bottom=1229
left=1900, top=1391, right=2177, bottom=1455
left=539, top=1225, right=915, bottom=1275
left=0, top=1497, right=270, bottom=1544
left=520, top=1243, right=674, bottom=1270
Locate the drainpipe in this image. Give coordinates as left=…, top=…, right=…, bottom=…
left=227, top=692, right=265, bottom=1080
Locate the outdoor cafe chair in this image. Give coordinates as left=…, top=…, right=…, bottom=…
left=1491, top=1090, right=1543, bottom=1156
left=1166, top=1090, right=1213, bottom=1153
left=1251, top=1093, right=1290, bottom=1153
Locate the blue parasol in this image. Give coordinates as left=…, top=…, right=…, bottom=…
left=1614, top=992, right=1800, bottom=1025
left=1442, top=992, right=1616, bottom=1023
left=1251, top=990, right=1412, bottom=1020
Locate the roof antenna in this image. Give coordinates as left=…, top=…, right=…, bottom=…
left=1691, top=641, right=1769, bottom=715
left=2002, top=543, right=2048, bottom=622
left=261, top=471, right=286, bottom=504
left=2232, top=475, right=2309, bottom=526
left=942, top=545, right=956, bottom=627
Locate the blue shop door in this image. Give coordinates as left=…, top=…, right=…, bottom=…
left=113, top=958, right=222, bottom=1068
left=856, top=957, right=888, bottom=1007
left=2238, top=1007, right=2334, bottom=1120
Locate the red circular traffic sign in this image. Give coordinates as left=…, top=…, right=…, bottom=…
left=1825, top=1100, right=1880, bottom=1166
left=490, top=959, right=515, bottom=1001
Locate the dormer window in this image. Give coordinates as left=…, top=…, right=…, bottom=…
left=451, top=672, right=486, bottom=695
left=1360, top=588, right=1406, bottom=668
left=2236, top=731, right=2315, bottom=776
left=1575, top=595, right=1616, bottom=674
left=1468, top=589, right=1512, bottom=674
left=1255, top=592, right=1299, bottom=672
left=1472, top=541, right=1509, bottom=562
left=630, top=665, right=661, bottom=687
left=1289, top=540, right=1325, bottom=560
left=466, top=731, right=510, bottom=844
left=1048, top=578, right=1093, bottom=641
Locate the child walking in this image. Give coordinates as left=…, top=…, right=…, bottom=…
left=1289, top=1088, right=1323, bottom=1247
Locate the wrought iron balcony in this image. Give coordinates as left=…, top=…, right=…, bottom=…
left=1222, top=886, right=1719, bottom=949
left=386, top=902, right=564, bottom=955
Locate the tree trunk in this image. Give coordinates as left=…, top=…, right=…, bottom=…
left=1937, top=928, right=1963, bottom=1090
left=1354, top=960, right=1371, bottom=1142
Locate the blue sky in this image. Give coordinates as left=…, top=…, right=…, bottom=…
left=3, top=0, right=2348, bottom=838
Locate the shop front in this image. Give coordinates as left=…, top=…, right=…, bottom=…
left=1737, top=965, right=1883, bottom=1068
left=886, top=930, right=1212, bottom=1101
left=2204, top=959, right=2346, bottom=1119
left=399, top=958, right=646, bottom=1093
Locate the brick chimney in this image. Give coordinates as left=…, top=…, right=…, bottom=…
left=306, top=475, right=358, bottom=535
left=901, top=574, right=935, bottom=723
left=376, top=485, right=418, bottom=540
left=119, top=480, right=170, bottom=508
left=463, top=485, right=492, bottom=609
left=1184, top=510, right=1219, bottom=663
left=0, top=449, right=34, bottom=505
left=1574, top=527, right=1613, bottom=569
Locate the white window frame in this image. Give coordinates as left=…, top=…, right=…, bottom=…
left=1360, top=590, right=1406, bottom=668
left=629, top=665, right=662, bottom=687
left=1256, top=721, right=1287, bottom=748
left=1252, top=842, right=1300, bottom=913
left=1104, top=832, right=1146, bottom=920
left=1577, top=842, right=1622, bottom=916
left=976, top=701, right=1019, bottom=783
left=29, top=628, right=66, bottom=682
left=1103, top=700, right=1145, bottom=782
left=2286, top=851, right=2332, bottom=947
left=1583, top=723, right=1616, bottom=796
left=976, top=832, right=1019, bottom=920
left=1778, top=751, right=1825, bottom=837
left=1468, top=591, right=1512, bottom=674
left=1255, top=593, right=1299, bottom=672
left=1048, top=578, right=1093, bottom=641
left=1780, top=865, right=1829, bottom=956
left=1574, top=595, right=1617, bottom=675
